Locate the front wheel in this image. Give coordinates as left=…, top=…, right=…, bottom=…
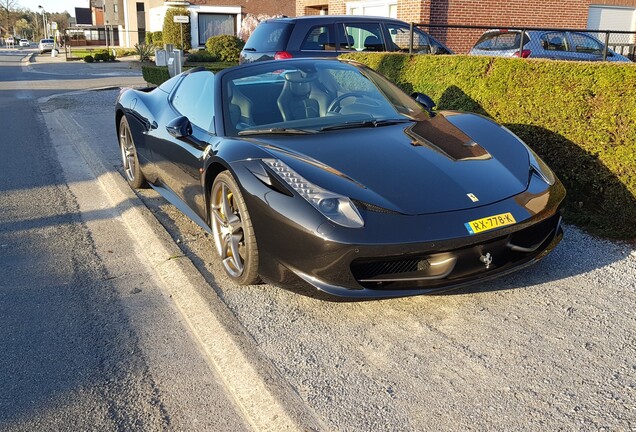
left=118, top=115, right=147, bottom=189
left=210, top=171, right=259, bottom=285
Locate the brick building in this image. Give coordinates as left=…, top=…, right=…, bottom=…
left=296, top=0, right=636, bottom=52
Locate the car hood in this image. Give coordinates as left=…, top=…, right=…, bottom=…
left=249, top=111, right=531, bottom=215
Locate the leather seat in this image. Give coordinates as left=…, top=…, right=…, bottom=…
left=228, top=81, right=254, bottom=130
left=277, top=71, right=321, bottom=121
left=364, top=35, right=383, bottom=51
left=318, top=32, right=331, bottom=50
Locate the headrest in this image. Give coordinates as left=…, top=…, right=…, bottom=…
left=283, top=71, right=315, bottom=83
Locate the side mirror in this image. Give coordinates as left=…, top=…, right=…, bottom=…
left=410, top=92, right=436, bottom=116
left=166, top=116, right=192, bottom=138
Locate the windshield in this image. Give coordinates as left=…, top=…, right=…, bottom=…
left=222, top=60, right=428, bottom=136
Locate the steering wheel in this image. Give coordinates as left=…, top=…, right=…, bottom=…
left=327, top=92, right=374, bottom=113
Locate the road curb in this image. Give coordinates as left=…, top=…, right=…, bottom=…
left=40, top=91, right=328, bottom=432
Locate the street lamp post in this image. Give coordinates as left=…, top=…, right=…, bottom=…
left=33, top=12, right=39, bottom=40
left=38, top=5, right=47, bottom=39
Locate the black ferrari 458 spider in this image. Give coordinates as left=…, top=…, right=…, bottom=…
left=115, top=58, right=565, bottom=299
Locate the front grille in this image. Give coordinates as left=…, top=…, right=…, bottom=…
left=350, top=213, right=561, bottom=290
left=351, top=259, right=419, bottom=280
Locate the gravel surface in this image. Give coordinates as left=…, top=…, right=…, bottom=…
left=60, top=89, right=636, bottom=431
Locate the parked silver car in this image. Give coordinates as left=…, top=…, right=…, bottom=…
left=38, top=38, right=54, bottom=54
left=470, top=29, right=630, bottom=62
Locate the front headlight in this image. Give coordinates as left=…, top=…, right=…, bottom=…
left=526, top=146, right=556, bottom=185
left=262, top=158, right=365, bottom=228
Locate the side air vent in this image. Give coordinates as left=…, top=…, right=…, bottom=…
left=351, top=199, right=402, bottom=215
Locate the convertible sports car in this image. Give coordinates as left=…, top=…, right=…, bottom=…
left=115, top=58, right=565, bottom=299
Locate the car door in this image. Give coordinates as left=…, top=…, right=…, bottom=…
left=537, top=31, right=569, bottom=60
left=152, top=70, right=217, bottom=217
left=566, top=32, right=605, bottom=61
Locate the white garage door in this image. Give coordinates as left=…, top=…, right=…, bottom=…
left=588, top=5, right=636, bottom=44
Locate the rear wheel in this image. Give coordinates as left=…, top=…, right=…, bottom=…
left=210, top=171, right=259, bottom=285
left=119, top=115, right=147, bottom=189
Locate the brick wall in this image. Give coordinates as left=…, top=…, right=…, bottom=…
left=329, top=0, right=347, bottom=15
left=397, top=0, right=430, bottom=22
left=297, top=0, right=325, bottom=16
left=428, top=0, right=589, bottom=27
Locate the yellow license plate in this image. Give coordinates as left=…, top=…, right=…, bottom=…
left=465, top=212, right=516, bottom=235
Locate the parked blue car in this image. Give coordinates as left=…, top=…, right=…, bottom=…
left=470, top=29, right=631, bottom=62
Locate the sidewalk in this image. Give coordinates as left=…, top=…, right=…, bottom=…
left=28, top=51, right=143, bottom=71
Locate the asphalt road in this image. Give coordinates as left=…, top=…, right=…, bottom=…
left=38, top=84, right=636, bottom=431
left=0, top=52, right=251, bottom=431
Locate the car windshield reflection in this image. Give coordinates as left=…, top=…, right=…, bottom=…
left=223, top=60, right=427, bottom=136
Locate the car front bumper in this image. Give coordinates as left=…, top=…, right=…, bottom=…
left=234, top=162, right=566, bottom=299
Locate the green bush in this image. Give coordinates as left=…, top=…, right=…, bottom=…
left=142, top=65, right=170, bottom=86
left=163, top=8, right=191, bottom=50
left=152, top=31, right=163, bottom=48
left=83, top=55, right=94, bottom=63
left=134, top=42, right=154, bottom=62
left=205, top=34, right=244, bottom=63
left=114, top=48, right=136, bottom=57
left=341, top=53, right=636, bottom=239
left=146, top=31, right=163, bottom=48
left=93, top=52, right=106, bottom=62
left=186, top=50, right=218, bottom=63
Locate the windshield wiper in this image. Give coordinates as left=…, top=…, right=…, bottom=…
left=242, top=47, right=256, bottom=51
left=238, top=128, right=317, bottom=136
left=320, top=118, right=413, bottom=131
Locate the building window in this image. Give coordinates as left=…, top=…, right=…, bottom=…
left=346, top=0, right=397, bottom=18
left=114, top=4, right=118, bottom=13
left=137, top=2, right=145, bottom=29
left=198, top=14, right=235, bottom=46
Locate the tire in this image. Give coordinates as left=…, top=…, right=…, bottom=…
left=118, top=115, right=147, bottom=189
left=210, top=171, right=259, bottom=285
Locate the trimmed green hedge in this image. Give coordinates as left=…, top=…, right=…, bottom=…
left=141, top=62, right=236, bottom=86
left=141, top=65, right=170, bottom=86
left=342, top=53, right=636, bottom=239
left=163, top=7, right=191, bottom=50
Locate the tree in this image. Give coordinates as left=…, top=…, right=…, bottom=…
left=14, top=17, right=28, bottom=37
left=0, top=0, right=17, bottom=36
left=163, top=7, right=191, bottom=51
left=49, top=12, right=70, bottom=34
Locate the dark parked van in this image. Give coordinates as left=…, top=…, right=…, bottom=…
left=240, top=15, right=453, bottom=64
